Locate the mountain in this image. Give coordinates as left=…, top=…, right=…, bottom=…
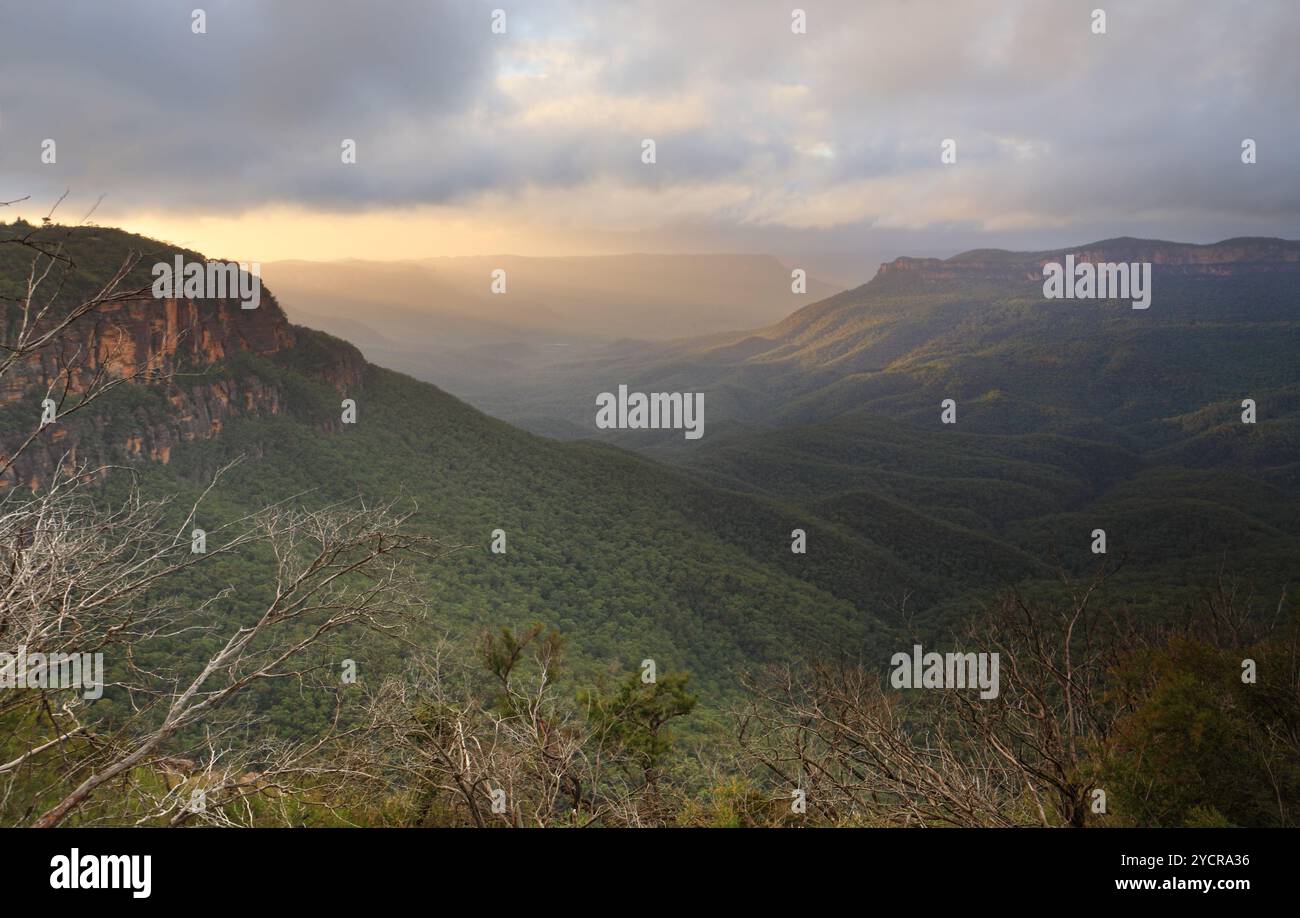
left=258, top=254, right=842, bottom=430
left=405, top=237, right=1300, bottom=633
left=463, top=237, right=1300, bottom=439
left=0, top=224, right=889, bottom=727
left=5, top=225, right=1296, bottom=731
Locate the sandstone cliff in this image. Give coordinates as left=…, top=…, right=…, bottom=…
left=0, top=284, right=366, bottom=492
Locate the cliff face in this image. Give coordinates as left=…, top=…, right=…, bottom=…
left=748, top=234, right=1300, bottom=383
left=0, top=292, right=366, bottom=492
left=873, top=237, right=1300, bottom=285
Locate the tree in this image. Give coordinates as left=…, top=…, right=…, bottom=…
left=581, top=670, right=696, bottom=808
left=1, top=208, right=448, bottom=827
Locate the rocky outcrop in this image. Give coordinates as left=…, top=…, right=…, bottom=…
left=0, top=291, right=366, bottom=492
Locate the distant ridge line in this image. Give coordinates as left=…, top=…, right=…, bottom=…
left=873, top=236, right=1300, bottom=284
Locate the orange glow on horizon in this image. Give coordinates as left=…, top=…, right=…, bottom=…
left=27, top=205, right=608, bottom=263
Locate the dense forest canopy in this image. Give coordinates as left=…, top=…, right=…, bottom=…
left=1, top=221, right=1297, bottom=828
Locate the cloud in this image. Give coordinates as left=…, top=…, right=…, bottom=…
left=3, top=0, right=1298, bottom=252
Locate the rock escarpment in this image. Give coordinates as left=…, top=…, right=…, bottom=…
left=1, top=289, right=366, bottom=491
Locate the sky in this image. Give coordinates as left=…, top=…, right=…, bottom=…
left=3, top=0, right=1298, bottom=285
